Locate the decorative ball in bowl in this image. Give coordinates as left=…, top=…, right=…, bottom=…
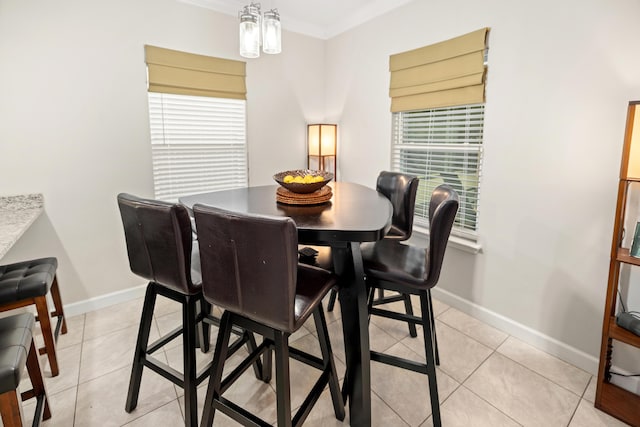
left=273, top=170, right=334, bottom=194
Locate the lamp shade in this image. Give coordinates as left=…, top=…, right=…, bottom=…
left=624, top=102, right=640, bottom=180
left=308, top=124, right=336, bottom=156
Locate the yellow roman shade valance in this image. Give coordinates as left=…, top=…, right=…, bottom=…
left=389, top=28, right=489, bottom=112
left=145, top=45, right=247, bottom=100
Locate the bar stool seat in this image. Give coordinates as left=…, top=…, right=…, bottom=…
left=0, top=258, right=67, bottom=377
left=0, top=313, right=51, bottom=426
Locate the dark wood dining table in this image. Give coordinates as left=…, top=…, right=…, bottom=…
left=180, top=182, right=392, bottom=427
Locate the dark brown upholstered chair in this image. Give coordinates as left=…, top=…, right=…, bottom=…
left=117, top=193, right=214, bottom=427
left=327, top=171, right=420, bottom=337
left=194, top=205, right=345, bottom=427
left=0, top=258, right=67, bottom=377
left=361, top=184, right=459, bottom=427
left=375, top=171, right=419, bottom=241
left=0, top=313, right=51, bottom=426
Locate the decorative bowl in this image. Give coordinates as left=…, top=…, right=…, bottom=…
left=273, top=169, right=334, bottom=194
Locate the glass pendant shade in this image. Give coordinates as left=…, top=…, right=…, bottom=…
left=239, top=12, right=260, bottom=59
left=238, top=3, right=282, bottom=58
left=262, top=10, right=281, bottom=54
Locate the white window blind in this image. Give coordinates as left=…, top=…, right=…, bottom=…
left=391, top=104, right=484, bottom=241
left=148, top=92, right=248, bottom=202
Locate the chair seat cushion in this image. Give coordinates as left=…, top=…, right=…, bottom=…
left=361, top=240, right=428, bottom=289
left=0, top=313, right=35, bottom=393
left=293, top=264, right=337, bottom=331
left=0, top=258, right=57, bottom=303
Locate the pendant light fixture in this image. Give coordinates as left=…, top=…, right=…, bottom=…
left=238, top=3, right=281, bottom=59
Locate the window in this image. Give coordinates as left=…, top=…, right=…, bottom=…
left=392, top=104, right=484, bottom=241
left=388, top=28, right=489, bottom=242
left=148, top=92, right=247, bottom=202
left=144, top=45, right=248, bottom=202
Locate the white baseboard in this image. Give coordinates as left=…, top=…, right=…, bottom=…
left=431, top=287, right=600, bottom=376
left=63, top=283, right=147, bottom=318
left=62, top=282, right=605, bottom=377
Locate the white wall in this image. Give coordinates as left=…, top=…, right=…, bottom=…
left=3, top=0, right=640, bottom=373
left=325, top=0, right=640, bottom=370
left=0, top=0, right=325, bottom=303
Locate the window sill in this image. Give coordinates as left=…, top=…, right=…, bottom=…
left=411, top=227, right=482, bottom=254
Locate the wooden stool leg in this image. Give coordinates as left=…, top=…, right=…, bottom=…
left=26, top=340, right=51, bottom=421
left=34, top=296, right=58, bottom=377
left=0, top=390, right=24, bottom=427
left=49, top=276, right=67, bottom=335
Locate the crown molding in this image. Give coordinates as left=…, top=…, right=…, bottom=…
left=178, top=0, right=414, bottom=40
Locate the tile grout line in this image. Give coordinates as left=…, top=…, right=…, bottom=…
left=72, top=314, right=87, bottom=427
left=433, top=302, right=588, bottom=399
left=454, top=345, right=525, bottom=425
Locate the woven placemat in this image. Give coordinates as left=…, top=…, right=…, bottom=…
left=276, top=186, right=332, bottom=205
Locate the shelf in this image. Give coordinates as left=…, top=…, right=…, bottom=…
left=616, top=247, right=640, bottom=266
left=597, top=103, right=640, bottom=426
left=609, top=316, right=640, bottom=349
left=595, top=382, right=640, bottom=426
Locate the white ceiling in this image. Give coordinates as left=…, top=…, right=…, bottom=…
left=179, top=0, right=413, bottom=39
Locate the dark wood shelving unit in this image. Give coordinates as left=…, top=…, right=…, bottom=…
left=595, top=101, right=640, bottom=427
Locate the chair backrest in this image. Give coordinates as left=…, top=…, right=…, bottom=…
left=117, top=193, right=199, bottom=295
left=193, top=204, right=299, bottom=332
left=426, top=184, right=459, bottom=287
left=376, top=171, right=419, bottom=241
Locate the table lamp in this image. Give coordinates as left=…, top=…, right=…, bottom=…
left=307, top=124, right=337, bottom=177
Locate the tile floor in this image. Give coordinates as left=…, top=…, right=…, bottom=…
left=13, top=294, right=631, bottom=426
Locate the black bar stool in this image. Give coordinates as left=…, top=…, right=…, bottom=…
left=118, top=193, right=263, bottom=426
left=117, top=193, right=213, bottom=427
left=194, top=204, right=345, bottom=427
left=360, top=184, right=459, bottom=427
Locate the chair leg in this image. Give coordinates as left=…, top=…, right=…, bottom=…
left=243, top=331, right=266, bottom=382
left=274, top=330, right=292, bottom=427
left=201, top=311, right=234, bottom=427
left=427, top=290, right=439, bottom=365
left=327, top=288, right=338, bottom=312
left=0, top=390, right=24, bottom=427
left=49, top=276, right=67, bottom=335
left=34, top=296, right=58, bottom=377
left=261, top=336, right=273, bottom=383
left=314, top=304, right=345, bottom=420
left=402, top=293, right=418, bottom=338
left=182, top=295, right=199, bottom=427
left=26, top=339, right=51, bottom=422
left=196, top=297, right=210, bottom=354
left=420, top=292, right=441, bottom=427
left=125, top=284, right=157, bottom=413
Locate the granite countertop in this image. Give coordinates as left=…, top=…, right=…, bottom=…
left=0, top=194, right=44, bottom=259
